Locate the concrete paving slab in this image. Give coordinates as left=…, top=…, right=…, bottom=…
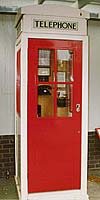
left=0, top=177, right=100, bottom=200
left=88, top=181, right=100, bottom=200
left=0, top=178, right=18, bottom=200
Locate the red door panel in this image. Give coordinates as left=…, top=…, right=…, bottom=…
left=28, top=39, right=82, bottom=193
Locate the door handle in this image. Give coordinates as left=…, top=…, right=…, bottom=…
left=76, top=104, right=80, bottom=112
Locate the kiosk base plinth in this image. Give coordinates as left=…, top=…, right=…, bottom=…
left=28, top=191, right=89, bottom=200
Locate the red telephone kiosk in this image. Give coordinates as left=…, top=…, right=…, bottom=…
left=15, top=4, right=89, bottom=200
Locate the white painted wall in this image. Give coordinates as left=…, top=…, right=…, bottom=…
left=0, top=14, right=100, bottom=135
left=0, top=14, right=16, bottom=135
left=88, top=20, right=100, bottom=131
left=0, top=0, right=38, bottom=7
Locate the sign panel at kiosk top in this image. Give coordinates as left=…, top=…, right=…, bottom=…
left=15, top=5, right=89, bottom=37
left=15, top=5, right=89, bottom=28
left=33, top=20, right=78, bottom=31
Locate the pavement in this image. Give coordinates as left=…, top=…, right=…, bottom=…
left=0, top=172, right=100, bottom=200
left=88, top=180, right=100, bottom=200
left=0, top=178, right=18, bottom=200
left=88, top=169, right=100, bottom=200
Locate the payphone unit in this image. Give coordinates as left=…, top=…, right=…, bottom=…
left=15, top=4, right=89, bottom=200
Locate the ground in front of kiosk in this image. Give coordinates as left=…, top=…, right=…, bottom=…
left=88, top=181, right=100, bottom=200
left=0, top=176, right=100, bottom=200
left=88, top=169, right=100, bottom=200
left=0, top=177, right=18, bottom=200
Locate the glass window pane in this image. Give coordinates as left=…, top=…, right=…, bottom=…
left=57, top=84, right=73, bottom=117
left=57, top=50, right=74, bottom=82
left=38, top=49, right=54, bottom=82
left=37, top=84, right=54, bottom=117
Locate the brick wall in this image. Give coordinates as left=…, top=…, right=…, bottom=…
left=0, top=135, right=15, bottom=178
left=88, top=131, right=100, bottom=171
left=0, top=132, right=100, bottom=178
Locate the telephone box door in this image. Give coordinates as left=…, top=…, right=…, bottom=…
left=28, top=39, right=82, bottom=193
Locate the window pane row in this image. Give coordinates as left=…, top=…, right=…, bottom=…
left=38, top=49, right=74, bottom=83
left=37, top=84, right=73, bottom=117
left=37, top=49, right=74, bottom=117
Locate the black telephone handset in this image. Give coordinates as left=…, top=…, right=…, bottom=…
left=38, top=85, right=52, bottom=95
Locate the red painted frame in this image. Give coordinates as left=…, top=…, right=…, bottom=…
left=95, top=128, right=100, bottom=140
left=28, top=39, right=82, bottom=193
